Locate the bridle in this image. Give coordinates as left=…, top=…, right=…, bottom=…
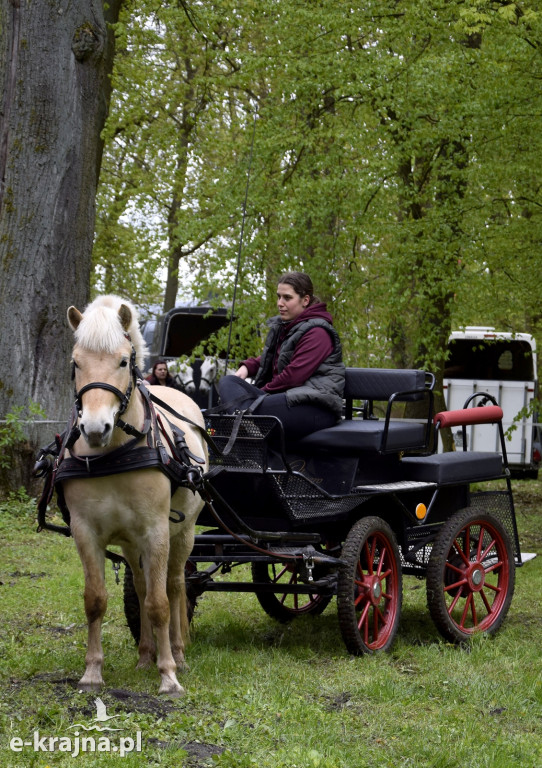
left=72, top=342, right=146, bottom=438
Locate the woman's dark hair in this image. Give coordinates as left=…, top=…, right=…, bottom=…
left=152, top=359, right=169, bottom=375
left=277, top=272, right=320, bottom=305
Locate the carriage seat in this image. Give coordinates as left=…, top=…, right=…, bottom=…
left=401, top=451, right=503, bottom=484
left=400, top=402, right=506, bottom=483
left=296, top=367, right=434, bottom=455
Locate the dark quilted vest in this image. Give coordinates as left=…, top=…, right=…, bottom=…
left=254, top=316, right=345, bottom=418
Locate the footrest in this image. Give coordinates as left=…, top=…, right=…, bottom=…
left=401, top=452, right=503, bottom=484
left=353, top=480, right=437, bottom=493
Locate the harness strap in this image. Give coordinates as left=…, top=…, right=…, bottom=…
left=116, top=387, right=153, bottom=441
left=35, top=404, right=80, bottom=534
left=147, top=388, right=250, bottom=457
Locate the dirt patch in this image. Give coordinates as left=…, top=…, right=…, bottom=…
left=4, top=676, right=224, bottom=765
left=147, top=738, right=225, bottom=763
left=1, top=570, right=47, bottom=585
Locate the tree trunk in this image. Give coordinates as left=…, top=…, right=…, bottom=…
left=0, top=0, right=122, bottom=493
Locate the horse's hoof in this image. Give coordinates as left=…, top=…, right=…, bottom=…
left=158, top=682, right=185, bottom=698
left=163, top=688, right=184, bottom=699
left=78, top=678, right=103, bottom=692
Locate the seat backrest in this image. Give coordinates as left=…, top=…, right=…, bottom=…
left=344, top=368, right=429, bottom=402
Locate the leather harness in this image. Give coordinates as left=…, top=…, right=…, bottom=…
left=35, top=349, right=207, bottom=538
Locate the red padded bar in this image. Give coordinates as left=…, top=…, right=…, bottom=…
left=434, top=406, right=503, bottom=429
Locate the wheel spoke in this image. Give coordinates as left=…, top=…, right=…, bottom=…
left=483, top=559, right=503, bottom=575
left=480, top=588, right=493, bottom=614
left=364, top=539, right=375, bottom=575
left=444, top=577, right=468, bottom=593
left=271, top=564, right=290, bottom=584
left=480, top=537, right=497, bottom=564
left=453, top=537, right=471, bottom=567
left=460, top=592, right=473, bottom=628
left=447, top=586, right=465, bottom=614
left=469, top=595, right=478, bottom=627
left=357, top=602, right=371, bottom=634
left=376, top=547, right=388, bottom=577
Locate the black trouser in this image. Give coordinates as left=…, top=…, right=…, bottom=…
left=217, top=375, right=336, bottom=441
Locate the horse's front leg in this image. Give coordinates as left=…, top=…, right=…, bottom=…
left=168, top=523, right=196, bottom=669
left=123, top=548, right=156, bottom=669
left=72, top=531, right=107, bottom=691
left=144, top=525, right=184, bottom=697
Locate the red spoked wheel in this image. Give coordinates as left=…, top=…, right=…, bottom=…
left=337, top=517, right=402, bottom=654
left=426, top=509, right=515, bottom=643
left=251, top=559, right=333, bottom=623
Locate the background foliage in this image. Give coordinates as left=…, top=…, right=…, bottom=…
left=94, top=0, right=542, bottom=373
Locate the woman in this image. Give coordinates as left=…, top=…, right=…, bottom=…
left=145, top=359, right=178, bottom=387
left=218, top=272, right=345, bottom=441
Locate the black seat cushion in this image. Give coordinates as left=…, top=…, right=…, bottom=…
left=401, top=452, right=503, bottom=483
left=296, top=419, right=427, bottom=453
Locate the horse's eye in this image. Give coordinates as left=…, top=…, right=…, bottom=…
left=120, top=359, right=128, bottom=368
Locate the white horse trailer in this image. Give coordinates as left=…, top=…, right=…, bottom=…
left=443, top=327, right=541, bottom=477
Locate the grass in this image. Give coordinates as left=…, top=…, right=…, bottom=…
left=0, top=482, right=541, bottom=768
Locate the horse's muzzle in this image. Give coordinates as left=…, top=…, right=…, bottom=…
left=80, top=421, right=113, bottom=448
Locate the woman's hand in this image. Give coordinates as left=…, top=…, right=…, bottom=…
left=235, top=365, right=249, bottom=379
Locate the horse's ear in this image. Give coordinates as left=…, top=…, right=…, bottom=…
left=118, top=304, right=132, bottom=332
left=67, top=306, right=82, bottom=331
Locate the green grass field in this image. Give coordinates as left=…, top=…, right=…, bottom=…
left=1, top=482, right=541, bottom=768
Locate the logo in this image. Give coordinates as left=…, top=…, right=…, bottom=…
left=69, top=697, right=123, bottom=732
left=9, top=697, right=142, bottom=758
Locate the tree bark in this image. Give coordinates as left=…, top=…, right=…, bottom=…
left=0, top=0, right=122, bottom=492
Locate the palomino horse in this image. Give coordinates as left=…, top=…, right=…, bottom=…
left=62, top=295, right=208, bottom=696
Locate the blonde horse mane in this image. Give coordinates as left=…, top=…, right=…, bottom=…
left=72, top=295, right=148, bottom=369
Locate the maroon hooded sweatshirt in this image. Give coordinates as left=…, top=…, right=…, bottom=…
left=241, top=302, right=334, bottom=393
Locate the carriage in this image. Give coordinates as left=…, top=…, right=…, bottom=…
left=124, top=365, right=522, bottom=653
left=35, top=297, right=525, bottom=695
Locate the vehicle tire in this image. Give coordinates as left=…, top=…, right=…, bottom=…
left=123, top=562, right=198, bottom=645
left=426, top=509, right=515, bottom=643
left=251, top=560, right=333, bottom=623
left=337, top=516, right=403, bottom=654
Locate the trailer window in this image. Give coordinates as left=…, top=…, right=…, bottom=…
left=444, top=339, right=535, bottom=381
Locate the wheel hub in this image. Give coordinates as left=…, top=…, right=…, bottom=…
left=467, top=563, right=485, bottom=591
left=364, top=576, right=383, bottom=605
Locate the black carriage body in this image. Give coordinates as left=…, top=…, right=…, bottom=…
left=123, top=366, right=522, bottom=651
left=189, top=368, right=521, bottom=597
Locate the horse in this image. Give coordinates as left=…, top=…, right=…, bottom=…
left=61, top=295, right=208, bottom=697
left=199, top=356, right=218, bottom=395
left=169, top=357, right=196, bottom=395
